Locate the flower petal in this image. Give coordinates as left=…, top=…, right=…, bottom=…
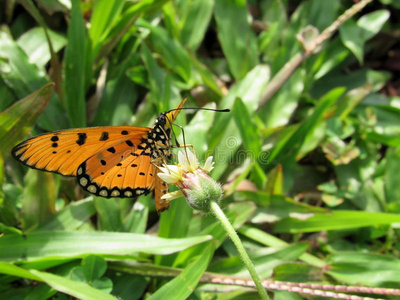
left=179, top=149, right=199, bottom=172
left=157, top=172, right=180, bottom=184
left=161, top=190, right=183, bottom=201
left=203, top=156, right=215, bottom=172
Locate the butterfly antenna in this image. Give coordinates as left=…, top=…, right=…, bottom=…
left=166, top=107, right=230, bottom=114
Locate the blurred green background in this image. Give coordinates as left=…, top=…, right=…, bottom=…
left=1, top=0, right=400, bottom=299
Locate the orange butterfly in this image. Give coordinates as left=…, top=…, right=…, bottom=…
left=12, top=99, right=187, bottom=213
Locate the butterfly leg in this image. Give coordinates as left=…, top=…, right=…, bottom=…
left=172, top=143, right=196, bottom=156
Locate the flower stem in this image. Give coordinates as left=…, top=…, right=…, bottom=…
left=210, top=201, right=270, bottom=300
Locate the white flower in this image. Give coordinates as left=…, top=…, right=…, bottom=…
left=203, top=156, right=215, bottom=172
left=161, top=190, right=183, bottom=201
left=178, top=149, right=199, bottom=172
left=157, top=164, right=183, bottom=184
left=156, top=150, right=222, bottom=212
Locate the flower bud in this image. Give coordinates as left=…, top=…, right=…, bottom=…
left=157, top=150, right=223, bottom=213
left=178, top=168, right=223, bottom=213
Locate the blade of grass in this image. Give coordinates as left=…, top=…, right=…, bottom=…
left=89, top=0, right=124, bottom=59
left=37, top=198, right=95, bottom=231
left=275, top=210, right=400, bottom=233
left=180, top=0, right=214, bottom=50
left=149, top=243, right=215, bottom=300
left=21, top=169, right=56, bottom=231
left=0, top=231, right=212, bottom=262
left=30, top=269, right=118, bottom=300
left=64, top=0, right=87, bottom=127
left=214, top=0, right=259, bottom=80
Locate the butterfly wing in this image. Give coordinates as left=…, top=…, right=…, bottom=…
left=76, top=138, right=157, bottom=198
left=154, top=174, right=170, bottom=212
left=12, top=126, right=150, bottom=176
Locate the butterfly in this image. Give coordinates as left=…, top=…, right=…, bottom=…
left=12, top=99, right=187, bottom=213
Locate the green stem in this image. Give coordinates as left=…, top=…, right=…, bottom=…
left=210, top=201, right=270, bottom=300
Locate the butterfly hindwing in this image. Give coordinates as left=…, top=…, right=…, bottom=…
left=77, top=139, right=156, bottom=198
left=12, top=126, right=150, bottom=176
left=154, top=175, right=170, bottom=212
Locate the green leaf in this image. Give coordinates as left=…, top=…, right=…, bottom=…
left=123, top=195, right=150, bottom=234
left=140, top=43, right=169, bottom=108
left=30, top=269, right=118, bottom=300
left=82, top=255, right=107, bottom=282
left=265, top=87, right=344, bottom=172
left=89, top=0, right=124, bottom=58
left=140, top=20, right=194, bottom=85
left=91, top=277, right=113, bottom=293
left=339, top=19, right=366, bottom=64
left=149, top=243, right=214, bottom=300
left=384, top=147, right=400, bottom=207
left=208, top=243, right=308, bottom=278
left=214, top=0, right=259, bottom=79
left=327, top=252, right=400, bottom=287
left=0, top=83, right=53, bottom=159
left=156, top=197, right=193, bottom=266
left=233, top=98, right=261, bottom=155
left=208, top=65, right=270, bottom=179
left=17, top=27, right=67, bottom=68
left=64, top=0, right=87, bottom=127
left=238, top=225, right=326, bottom=268
left=275, top=210, right=400, bottom=233
left=0, top=231, right=212, bottom=262
left=21, top=169, right=56, bottom=231
left=340, top=10, right=390, bottom=64
left=37, top=198, right=96, bottom=231
left=261, top=68, right=305, bottom=128
left=0, top=261, right=41, bottom=281
left=92, top=58, right=138, bottom=126
left=180, top=0, right=214, bottom=50
left=94, top=197, right=122, bottom=231
left=234, top=191, right=325, bottom=223
left=173, top=202, right=256, bottom=268
left=0, top=29, right=66, bottom=130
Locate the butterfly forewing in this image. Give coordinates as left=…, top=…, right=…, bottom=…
left=12, top=126, right=150, bottom=176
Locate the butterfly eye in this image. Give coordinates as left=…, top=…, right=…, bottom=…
left=157, top=114, right=166, bottom=125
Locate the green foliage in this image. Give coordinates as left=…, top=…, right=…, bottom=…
left=1, top=0, right=399, bottom=299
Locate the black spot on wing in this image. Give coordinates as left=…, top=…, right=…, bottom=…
left=51, top=136, right=59, bottom=142
left=121, top=130, right=128, bottom=135
left=126, top=140, right=134, bottom=147
left=107, top=147, right=116, bottom=153
left=101, top=160, right=106, bottom=166
left=52, top=143, right=58, bottom=148
left=76, top=133, right=87, bottom=146
left=100, top=132, right=109, bottom=141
